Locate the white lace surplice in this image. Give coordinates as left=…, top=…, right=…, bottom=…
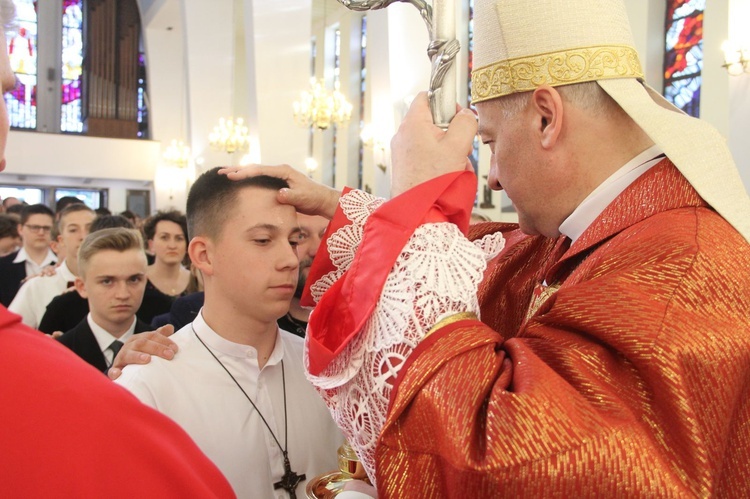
left=304, top=189, right=505, bottom=484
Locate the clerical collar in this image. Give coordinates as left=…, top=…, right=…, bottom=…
left=559, top=144, right=665, bottom=243
left=87, top=313, right=137, bottom=354
left=192, top=309, right=285, bottom=367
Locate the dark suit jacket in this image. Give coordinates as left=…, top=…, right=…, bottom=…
left=57, top=317, right=151, bottom=373
left=38, top=283, right=174, bottom=335
left=0, top=250, right=28, bottom=307
left=38, top=291, right=89, bottom=334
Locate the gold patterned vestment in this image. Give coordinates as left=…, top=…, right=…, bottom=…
left=303, top=159, right=750, bottom=497
left=377, top=160, right=750, bottom=497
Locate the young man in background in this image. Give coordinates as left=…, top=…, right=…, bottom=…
left=0, top=203, right=56, bottom=305
left=9, top=203, right=95, bottom=328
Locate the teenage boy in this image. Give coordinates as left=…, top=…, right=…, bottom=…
left=0, top=203, right=56, bottom=305
left=116, top=168, right=341, bottom=498
left=37, top=214, right=142, bottom=335
left=158, top=212, right=328, bottom=334
left=9, top=203, right=95, bottom=328
left=58, top=228, right=151, bottom=372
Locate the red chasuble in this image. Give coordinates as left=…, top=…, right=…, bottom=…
left=0, top=307, right=235, bottom=498
left=305, top=160, right=750, bottom=497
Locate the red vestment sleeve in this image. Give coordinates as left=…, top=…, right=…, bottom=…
left=305, top=171, right=476, bottom=375
left=299, top=186, right=355, bottom=310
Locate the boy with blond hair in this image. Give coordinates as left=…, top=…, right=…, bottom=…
left=58, top=228, right=151, bottom=372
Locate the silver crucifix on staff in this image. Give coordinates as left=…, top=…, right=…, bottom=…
left=337, top=0, right=459, bottom=128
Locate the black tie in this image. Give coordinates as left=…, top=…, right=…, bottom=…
left=109, top=340, right=124, bottom=366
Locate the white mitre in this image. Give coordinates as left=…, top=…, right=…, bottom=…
left=471, top=0, right=750, bottom=243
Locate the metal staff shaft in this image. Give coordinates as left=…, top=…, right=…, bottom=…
left=336, top=0, right=458, bottom=127
left=430, top=0, right=456, bottom=128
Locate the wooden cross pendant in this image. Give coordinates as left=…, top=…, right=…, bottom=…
left=273, top=454, right=305, bottom=499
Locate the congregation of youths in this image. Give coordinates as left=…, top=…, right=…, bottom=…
left=0, top=4, right=338, bottom=490
left=0, top=167, right=338, bottom=497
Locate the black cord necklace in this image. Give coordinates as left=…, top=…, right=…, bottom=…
left=191, top=325, right=306, bottom=498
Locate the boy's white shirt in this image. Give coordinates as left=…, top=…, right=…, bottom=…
left=115, top=310, right=342, bottom=499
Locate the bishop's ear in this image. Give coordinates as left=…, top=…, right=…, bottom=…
left=531, top=85, right=563, bottom=149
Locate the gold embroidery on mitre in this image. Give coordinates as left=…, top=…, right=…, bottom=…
left=471, top=44, right=644, bottom=103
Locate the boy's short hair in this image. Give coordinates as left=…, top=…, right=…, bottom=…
left=78, top=228, right=145, bottom=278
left=119, top=210, right=137, bottom=222
left=55, top=196, right=84, bottom=214
left=0, top=213, right=19, bottom=239
left=6, top=203, right=24, bottom=216
left=20, top=204, right=54, bottom=225
left=186, top=167, right=290, bottom=240
left=57, top=203, right=95, bottom=232
left=143, top=210, right=188, bottom=242
left=90, top=215, right=135, bottom=232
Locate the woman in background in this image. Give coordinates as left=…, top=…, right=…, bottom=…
left=140, top=210, right=190, bottom=322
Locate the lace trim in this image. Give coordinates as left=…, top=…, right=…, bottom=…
left=305, top=189, right=505, bottom=484
left=309, top=190, right=385, bottom=304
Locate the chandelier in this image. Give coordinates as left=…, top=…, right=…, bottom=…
left=293, top=78, right=353, bottom=130
left=163, top=139, right=191, bottom=167
left=208, top=117, right=251, bottom=154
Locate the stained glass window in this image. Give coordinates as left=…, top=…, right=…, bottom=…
left=137, top=51, right=148, bottom=138
left=61, top=0, right=83, bottom=133
left=663, top=0, right=704, bottom=117
left=6, top=0, right=146, bottom=137
left=6, top=0, right=37, bottom=129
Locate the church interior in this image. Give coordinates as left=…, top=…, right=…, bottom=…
left=1, top=0, right=749, bottom=220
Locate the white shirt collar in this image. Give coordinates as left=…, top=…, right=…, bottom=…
left=12, top=247, right=27, bottom=264
left=13, top=247, right=57, bottom=267
left=559, top=145, right=665, bottom=243
left=87, top=313, right=137, bottom=354
left=191, top=309, right=285, bottom=367
left=14, top=247, right=57, bottom=278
